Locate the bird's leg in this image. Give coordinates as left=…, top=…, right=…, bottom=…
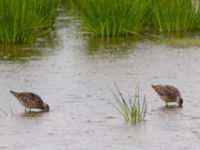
left=165, top=102, right=168, bottom=107
left=24, top=107, right=27, bottom=112
left=29, top=108, right=31, bottom=112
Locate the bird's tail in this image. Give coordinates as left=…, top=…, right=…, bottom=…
left=10, top=90, right=18, bottom=97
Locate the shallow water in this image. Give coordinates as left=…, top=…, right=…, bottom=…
left=1, top=13, right=200, bottom=150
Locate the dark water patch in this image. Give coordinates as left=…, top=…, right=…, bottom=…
left=82, top=35, right=142, bottom=57
left=0, top=44, right=45, bottom=62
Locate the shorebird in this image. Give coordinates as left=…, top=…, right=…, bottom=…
left=151, top=84, right=183, bottom=107
left=10, top=91, right=49, bottom=112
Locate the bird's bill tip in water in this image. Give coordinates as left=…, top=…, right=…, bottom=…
left=177, top=97, right=183, bottom=107
left=43, top=103, right=50, bottom=112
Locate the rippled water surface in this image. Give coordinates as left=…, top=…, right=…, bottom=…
left=1, top=12, right=200, bottom=150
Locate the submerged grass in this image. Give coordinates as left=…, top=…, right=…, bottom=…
left=151, top=0, right=200, bottom=32
left=111, top=82, right=147, bottom=125
left=74, top=0, right=150, bottom=37
left=0, top=0, right=59, bottom=44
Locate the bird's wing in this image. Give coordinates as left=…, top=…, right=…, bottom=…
left=165, top=85, right=181, bottom=97
left=19, top=92, right=44, bottom=104
left=152, top=85, right=176, bottom=98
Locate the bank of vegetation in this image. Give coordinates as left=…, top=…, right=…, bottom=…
left=1, top=0, right=200, bottom=43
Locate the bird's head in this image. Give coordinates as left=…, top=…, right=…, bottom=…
left=177, top=97, right=183, bottom=107
left=42, top=103, right=50, bottom=112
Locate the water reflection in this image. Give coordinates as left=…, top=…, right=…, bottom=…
left=150, top=31, right=200, bottom=47
left=84, top=35, right=142, bottom=55
left=20, top=111, right=48, bottom=118
left=0, top=44, right=44, bottom=62
left=159, top=105, right=180, bottom=111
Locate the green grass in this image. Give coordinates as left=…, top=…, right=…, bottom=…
left=65, top=0, right=200, bottom=36
left=63, top=0, right=76, bottom=8
left=74, top=0, right=151, bottom=37
left=111, top=82, right=147, bottom=125
left=0, top=0, right=59, bottom=44
left=151, top=0, right=200, bottom=32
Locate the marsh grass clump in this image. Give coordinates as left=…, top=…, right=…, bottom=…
left=64, top=0, right=76, bottom=9
left=0, top=0, right=59, bottom=43
left=74, top=0, right=150, bottom=37
left=111, top=82, right=147, bottom=125
left=151, top=0, right=200, bottom=32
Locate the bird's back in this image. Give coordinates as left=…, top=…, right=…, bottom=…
left=152, top=85, right=181, bottom=101
left=10, top=91, right=44, bottom=108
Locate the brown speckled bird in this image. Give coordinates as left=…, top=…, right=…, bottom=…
left=151, top=85, right=183, bottom=107
left=10, top=91, right=49, bottom=112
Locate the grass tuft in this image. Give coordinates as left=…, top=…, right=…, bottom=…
left=74, top=0, right=150, bottom=37
left=151, top=0, right=200, bottom=32
left=111, top=82, right=147, bottom=125
left=0, top=0, right=59, bottom=44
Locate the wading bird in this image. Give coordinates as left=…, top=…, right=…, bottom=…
left=10, top=91, right=49, bottom=112
left=151, top=84, right=183, bottom=107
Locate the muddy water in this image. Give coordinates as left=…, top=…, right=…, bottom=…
left=1, top=14, right=200, bottom=150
